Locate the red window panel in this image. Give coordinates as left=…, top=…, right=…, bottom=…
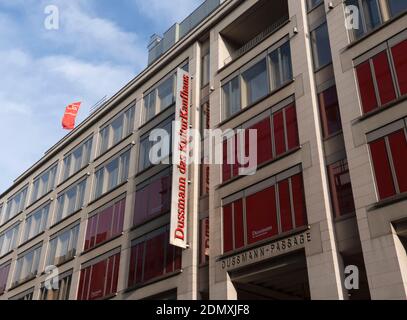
left=391, top=40, right=407, bottom=95
left=327, top=160, right=356, bottom=217
left=234, top=199, right=245, bottom=250
left=110, top=254, right=120, bottom=294
left=160, top=175, right=171, bottom=213
left=372, top=51, right=396, bottom=105
left=246, top=186, right=278, bottom=245
left=248, top=118, right=273, bottom=166
left=222, top=140, right=231, bottom=182
left=84, top=215, right=97, bottom=251
left=291, top=174, right=307, bottom=228
left=223, top=204, right=233, bottom=253
left=0, top=264, right=10, bottom=295
left=143, top=233, right=165, bottom=282
left=112, top=199, right=125, bottom=238
left=388, top=130, right=407, bottom=194
left=88, top=259, right=107, bottom=300
left=278, top=179, right=293, bottom=233
left=134, top=186, right=148, bottom=226
left=285, top=104, right=300, bottom=150
left=369, top=139, right=396, bottom=200
left=233, top=136, right=239, bottom=177
left=356, top=61, right=378, bottom=113
left=174, top=246, right=182, bottom=271
left=318, top=87, right=342, bottom=138
left=128, top=245, right=137, bottom=287
left=273, top=111, right=286, bottom=156
left=149, top=179, right=164, bottom=217
left=78, top=253, right=120, bottom=300
left=165, top=239, right=175, bottom=274
left=136, top=244, right=144, bottom=284
left=96, top=206, right=113, bottom=245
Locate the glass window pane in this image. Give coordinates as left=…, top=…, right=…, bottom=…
left=223, top=77, right=240, bottom=119
left=246, top=186, right=278, bottom=244
left=158, top=76, right=174, bottom=111
left=388, top=130, right=407, bottom=194
left=111, top=115, right=124, bottom=146
left=388, top=0, right=407, bottom=16
left=222, top=204, right=233, bottom=253
left=100, top=127, right=110, bottom=155
left=318, top=86, right=342, bottom=137
left=242, top=59, right=268, bottom=105
left=144, top=91, right=156, bottom=122
left=372, top=51, right=396, bottom=105
left=328, top=160, right=356, bottom=217
left=363, top=0, right=382, bottom=30
left=107, top=159, right=119, bottom=191
left=356, top=61, right=378, bottom=113
left=311, top=23, right=332, bottom=69
left=391, top=40, right=407, bottom=96
left=369, top=138, right=396, bottom=200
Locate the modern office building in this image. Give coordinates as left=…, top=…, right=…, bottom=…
left=0, top=0, right=406, bottom=300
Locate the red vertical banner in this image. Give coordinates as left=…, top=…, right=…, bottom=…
left=62, top=102, right=81, bottom=130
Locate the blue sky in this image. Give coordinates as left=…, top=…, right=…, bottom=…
left=0, top=0, right=203, bottom=193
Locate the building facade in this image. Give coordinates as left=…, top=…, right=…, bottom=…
left=0, top=0, right=406, bottom=300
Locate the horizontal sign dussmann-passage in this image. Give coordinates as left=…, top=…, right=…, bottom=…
left=220, top=231, right=311, bottom=271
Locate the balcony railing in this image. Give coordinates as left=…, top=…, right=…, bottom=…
left=223, top=15, right=290, bottom=66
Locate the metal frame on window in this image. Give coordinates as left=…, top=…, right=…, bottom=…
left=221, top=165, right=304, bottom=253
left=221, top=36, right=291, bottom=121
left=367, top=118, right=407, bottom=198
left=354, top=30, right=407, bottom=111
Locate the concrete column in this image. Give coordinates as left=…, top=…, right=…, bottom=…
left=288, top=0, right=346, bottom=299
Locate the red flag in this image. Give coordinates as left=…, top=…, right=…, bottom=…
left=62, top=102, right=81, bottom=130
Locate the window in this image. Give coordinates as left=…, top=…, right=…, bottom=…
left=269, top=41, right=293, bottom=90
left=311, top=22, right=332, bottom=70
left=222, top=40, right=293, bottom=121
left=10, top=288, right=34, bottom=300
left=55, top=179, right=87, bottom=223
left=368, top=125, right=407, bottom=200
left=13, top=245, right=42, bottom=286
left=242, top=59, right=268, bottom=106
left=0, top=224, right=20, bottom=257
left=222, top=100, right=299, bottom=182
left=85, top=197, right=125, bottom=251
left=128, top=226, right=182, bottom=287
left=202, top=52, right=210, bottom=87
left=200, top=217, right=209, bottom=265
left=63, top=136, right=93, bottom=181
left=157, top=76, right=175, bottom=112
left=94, top=149, right=130, bottom=199
left=387, top=0, right=407, bottom=17
left=99, top=106, right=135, bottom=155
left=78, top=251, right=120, bottom=300
left=222, top=167, right=307, bottom=253
left=22, top=203, right=49, bottom=243
left=47, top=224, right=80, bottom=267
left=346, top=0, right=383, bottom=40
left=133, top=170, right=171, bottom=226
left=0, top=263, right=10, bottom=295
left=40, top=272, right=72, bottom=300
left=318, top=86, right=342, bottom=138
left=31, top=164, right=58, bottom=204
left=2, top=187, right=28, bottom=225
left=355, top=38, right=407, bottom=114
left=307, top=0, right=323, bottom=10
left=222, top=76, right=241, bottom=119
left=391, top=39, right=407, bottom=96
left=142, top=66, right=188, bottom=124
left=327, top=159, right=356, bottom=217
left=138, top=119, right=172, bottom=172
